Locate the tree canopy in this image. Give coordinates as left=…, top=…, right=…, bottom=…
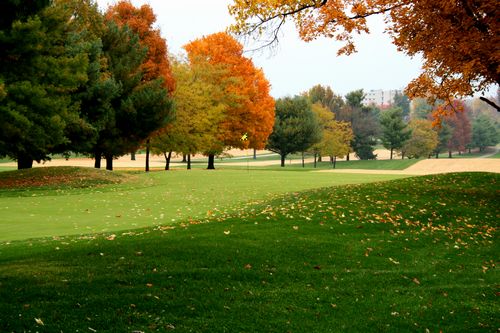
left=380, top=107, right=410, bottom=159
left=0, top=1, right=89, bottom=169
left=184, top=32, right=275, bottom=169
left=401, top=119, right=438, bottom=159
left=229, top=0, right=500, bottom=113
left=267, top=96, right=321, bottom=167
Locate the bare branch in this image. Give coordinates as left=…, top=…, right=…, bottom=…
left=479, top=96, right=500, bottom=112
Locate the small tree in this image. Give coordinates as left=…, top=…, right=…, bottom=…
left=433, top=123, right=452, bottom=158
left=267, top=96, right=321, bottom=167
left=380, top=107, right=411, bottom=159
left=322, top=121, right=353, bottom=168
left=401, top=119, right=438, bottom=159
left=472, top=114, right=498, bottom=152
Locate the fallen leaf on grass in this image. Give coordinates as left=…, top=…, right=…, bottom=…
left=244, top=264, right=252, bottom=270
left=106, top=234, right=116, bottom=241
left=412, top=277, right=421, bottom=285
left=388, top=257, right=400, bottom=265
left=223, top=230, right=230, bottom=235
left=34, top=318, right=44, bottom=326
left=292, top=226, right=299, bottom=230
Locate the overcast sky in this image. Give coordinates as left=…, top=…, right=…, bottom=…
left=96, top=0, right=424, bottom=98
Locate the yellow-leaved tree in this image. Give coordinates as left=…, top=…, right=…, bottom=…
left=184, top=32, right=275, bottom=169
left=310, top=103, right=353, bottom=168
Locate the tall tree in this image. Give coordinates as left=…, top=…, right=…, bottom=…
left=105, top=1, right=175, bottom=93
left=267, top=96, right=321, bottom=167
left=52, top=0, right=121, bottom=158
left=380, top=107, right=411, bottom=159
left=433, top=123, right=452, bottom=159
left=393, top=92, right=410, bottom=119
left=442, top=101, right=472, bottom=157
left=310, top=103, right=353, bottom=167
left=339, top=90, right=379, bottom=160
left=150, top=59, right=224, bottom=170
left=100, top=1, right=175, bottom=170
left=184, top=32, right=275, bottom=169
left=401, top=119, right=438, bottom=159
left=0, top=1, right=88, bottom=169
left=229, top=0, right=500, bottom=113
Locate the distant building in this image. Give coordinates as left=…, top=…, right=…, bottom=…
left=363, top=89, right=402, bottom=108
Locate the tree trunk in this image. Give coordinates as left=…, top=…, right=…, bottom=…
left=94, top=150, right=101, bottom=168
left=280, top=154, right=286, bottom=167
left=105, top=154, right=113, bottom=171
left=346, top=154, right=350, bottom=161
left=401, top=151, right=405, bottom=160
left=145, top=139, right=150, bottom=172
left=333, top=156, right=337, bottom=169
left=314, top=153, right=317, bottom=168
left=318, top=155, right=322, bottom=162
left=131, top=151, right=136, bottom=161
left=17, top=155, right=33, bottom=169
left=182, top=154, right=187, bottom=163
left=253, top=148, right=257, bottom=159
left=207, top=154, right=215, bottom=169
left=435, top=151, right=439, bottom=159
left=164, top=151, right=172, bottom=170
left=390, top=148, right=393, bottom=160
left=187, top=154, right=191, bottom=170
left=448, top=150, right=452, bottom=158
left=301, top=152, right=305, bottom=168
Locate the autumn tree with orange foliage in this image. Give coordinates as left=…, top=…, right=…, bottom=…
left=184, top=32, right=275, bottom=169
left=229, top=0, right=499, bottom=117
left=105, top=1, right=175, bottom=171
left=106, top=1, right=174, bottom=92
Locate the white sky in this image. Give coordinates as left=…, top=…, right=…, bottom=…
left=96, top=0, right=424, bottom=98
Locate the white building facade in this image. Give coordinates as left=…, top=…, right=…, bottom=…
left=363, top=89, right=402, bottom=108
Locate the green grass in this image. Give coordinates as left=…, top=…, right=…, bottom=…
left=262, top=158, right=420, bottom=171
left=0, top=167, right=407, bottom=242
left=0, top=172, right=497, bottom=332
left=489, top=152, right=500, bottom=158
left=204, top=155, right=420, bottom=171
left=436, top=146, right=499, bottom=159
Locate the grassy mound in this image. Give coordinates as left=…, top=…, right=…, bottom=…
left=0, top=172, right=498, bottom=332
left=0, top=166, right=134, bottom=189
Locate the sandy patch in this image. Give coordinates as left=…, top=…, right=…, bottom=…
left=318, top=158, right=500, bottom=175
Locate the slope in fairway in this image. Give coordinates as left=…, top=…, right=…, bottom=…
left=0, top=169, right=406, bottom=242
left=0, top=173, right=497, bottom=332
